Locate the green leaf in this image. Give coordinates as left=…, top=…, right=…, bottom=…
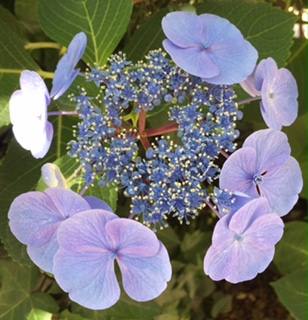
left=0, top=116, right=77, bottom=265
left=0, top=19, right=40, bottom=127
left=274, top=221, right=307, bottom=275
left=211, top=294, right=232, bottom=319
left=125, top=8, right=169, bottom=61
left=15, top=0, right=41, bottom=34
left=271, top=269, right=307, bottom=320
left=38, top=0, right=133, bottom=66
left=0, top=260, right=59, bottom=320
left=195, top=0, right=297, bottom=67
left=27, top=309, right=53, bottom=320
left=60, top=310, right=88, bottom=320
left=286, top=39, right=307, bottom=116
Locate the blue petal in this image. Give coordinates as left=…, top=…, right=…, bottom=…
left=84, top=196, right=113, bottom=212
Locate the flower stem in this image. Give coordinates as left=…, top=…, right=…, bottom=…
left=237, top=96, right=261, bottom=106
left=24, top=42, right=62, bottom=51
left=145, top=122, right=179, bottom=137
left=205, top=199, right=220, bottom=217
left=220, top=150, right=229, bottom=159
left=48, top=111, right=78, bottom=116
left=0, top=68, right=54, bottom=79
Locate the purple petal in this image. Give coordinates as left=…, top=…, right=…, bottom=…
left=239, top=72, right=261, bottom=97
left=162, top=12, right=205, bottom=48
left=219, top=147, right=259, bottom=198
left=105, top=219, right=160, bottom=257
left=56, top=209, right=118, bottom=252
left=50, top=32, right=87, bottom=100
left=84, top=196, right=113, bottom=212
left=54, top=249, right=120, bottom=309
left=163, top=40, right=219, bottom=78
left=8, top=188, right=90, bottom=247
left=27, top=232, right=59, bottom=273
left=117, top=242, right=171, bottom=301
left=260, top=68, right=298, bottom=130
left=260, top=157, right=303, bottom=216
left=242, top=129, right=290, bottom=172
left=254, top=57, right=278, bottom=91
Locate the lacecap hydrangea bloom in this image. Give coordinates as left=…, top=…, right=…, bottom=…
left=240, top=57, right=298, bottom=130
left=162, top=12, right=258, bottom=84
left=204, top=197, right=284, bottom=283
left=219, top=129, right=303, bottom=216
left=9, top=32, right=87, bottom=158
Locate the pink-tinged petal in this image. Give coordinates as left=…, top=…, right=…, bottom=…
left=242, top=129, right=290, bottom=172
left=162, top=40, right=219, bottom=78
left=260, top=157, right=303, bottom=216
left=44, top=188, right=91, bottom=219
left=56, top=210, right=118, bottom=252
left=219, top=147, right=259, bottom=198
left=117, top=242, right=171, bottom=301
left=8, top=188, right=90, bottom=247
left=245, top=214, right=284, bottom=250
left=228, top=198, right=271, bottom=235
left=254, top=57, right=278, bottom=91
left=261, top=68, right=298, bottom=130
left=240, top=73, right=261, bottom=97
left=162, top=12, right=205, bottom=48
left=210, top=214, right=236, bottom=249
left=84, top=196, right=113, bottom=212
left=54, top=249, right=120, bottom=310
left=105, top=218, right=160, bottom=257
left=27, top=232, right=59, bottom=273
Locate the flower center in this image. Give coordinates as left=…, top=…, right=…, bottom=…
left=108, top=251, right=117, bottom=260
left=236, top=235, right=244, bottom=242
left=253, top=174, right=263, bottom=185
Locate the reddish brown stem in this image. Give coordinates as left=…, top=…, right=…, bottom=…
left=144, top=122, right=179, bottom=137
left=138, top=109, right=147, bottom=133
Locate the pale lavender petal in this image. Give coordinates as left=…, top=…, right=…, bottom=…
left=50, top=32, right=87, bottom=100
left=31, top=121, right=54, bottom=159
left=117, top=242, right=171, bottom=301
left=162, top=40, right=219, bottom=78
left=162, top=12, right=205, bottom=48
left=245, top=214, right=284, bottom=250
left=27, top=232, right=59, bottom=273
left=54, top=249, right=120, bottom=310
left=210, top=214, right=235, bottom=249
left=261, top=68, right=298, bottom=130
left=84, top=196, right=113, bottom=212
left=239, top=72, right=261, bottom=97
left=254, top=57, right=278, bottom=91
left=198, top=14, right=258, bottom=84
left=242, top=129, right=290, bottom=172
left=105, top=218, right=160, bottom=257
left=219, top=147, right=259, bottom=198
left=260, top=157, right=303, bottom=216
left=56, top=209, right=118, bottom=252
left=8, top=188, right=90, bottom=247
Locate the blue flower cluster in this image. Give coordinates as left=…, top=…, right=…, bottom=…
left=70, top=50, right=241, bottom=228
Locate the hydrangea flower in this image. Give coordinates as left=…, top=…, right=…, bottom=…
left=53, top=210, right=172, bottom=309
left=162, top=12, right=258, bottom=84
left=8, top=188, right=110, bottom=272
left=204, top=197, right=284, bottom=283
left=219, top=129, right=303, bottom=216
left=50, top=32, right=87, bottom=100
left=240, top=57, right=298, bottom=130
left=9, top=70, right=53, bottom=158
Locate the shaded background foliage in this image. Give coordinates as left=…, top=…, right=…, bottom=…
left=0, top=0, right=307, bottom=319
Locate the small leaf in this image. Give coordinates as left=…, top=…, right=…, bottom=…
left=271, top=269, right=307, bottom=320
left=0, top=19, right=39, bottom=127
left=38, top=0, right=133, bottom=66
left=274, top=221, right=307, bottom=275
left=0, top=260, right=59, bottom=320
